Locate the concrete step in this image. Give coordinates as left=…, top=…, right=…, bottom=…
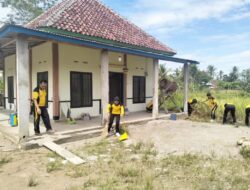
left=58, top=125, right=103, bottom=136
left=54, top=129, right=103, bottom=144
left=24, top=129, right=103, bottom=149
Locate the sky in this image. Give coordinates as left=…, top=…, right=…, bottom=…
left=1, top=0, right=250, bottom=74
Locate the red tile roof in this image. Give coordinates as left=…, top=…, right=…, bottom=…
left=26, top=0, right=175, bottom=55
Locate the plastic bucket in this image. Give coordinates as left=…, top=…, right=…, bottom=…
left=10, top=113, right=18, bottom=127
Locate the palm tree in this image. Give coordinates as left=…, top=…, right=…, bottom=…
left=207, top=65, right=216, bottom=79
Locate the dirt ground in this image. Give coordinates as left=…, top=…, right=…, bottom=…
left=0, top=120, right=250, bottom=190
left=127, top=119, right=250, bottom=158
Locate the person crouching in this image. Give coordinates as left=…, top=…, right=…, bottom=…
left=246, top=105, right=250, bottom=127
left=188, top=98, right=198, bottom=116
left=223, top=103, right=236, bottom=124
left=107, top=97, right=125, bottom=137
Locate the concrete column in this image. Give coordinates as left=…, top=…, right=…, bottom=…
left=29, top=49, right=32, bottom=101
left=123, top=54, right=128, bottom=107
left=152, top=59, right=159, bottom=118
left=183, top=63, right=189, bottom=113
left=100, top=50, right=109, bottom=124
left=52, top=43, right=60, bottom=120
left=16, top=36, right=30, bottom=140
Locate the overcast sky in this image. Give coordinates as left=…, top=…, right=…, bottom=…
left=1, top=0, right=250, bottom=74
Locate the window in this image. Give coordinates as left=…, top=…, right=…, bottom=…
left=133, top=76, right=146, bottom=103
left=7, top=76, right=14, bottom=104
left=70, top=72, right=92, bottom=108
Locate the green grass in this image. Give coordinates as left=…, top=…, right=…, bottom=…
left=0, top=155, right=12, bottom=168
left=65, top=139, right=250, bottom=190
left=27, top=175, right=39, bottom=187
left=167, top=89, right=250, bottom=124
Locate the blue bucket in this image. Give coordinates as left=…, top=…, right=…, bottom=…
left=170, top=114, right=177, bottom=121
left=10, top=113, right=18, bottom=127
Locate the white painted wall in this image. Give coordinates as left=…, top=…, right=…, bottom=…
left=59, top=44, right=101, bottom=118
left=32, top=42, right=53, bottom=117
left=127, top=55, right=153, bottom=112
left=3, top=42, right=154, bottom=118
left=4, top=55, right=16, bottom=110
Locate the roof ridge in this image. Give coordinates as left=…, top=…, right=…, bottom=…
left=96, top=0, right=176, bottom=53
left=26, top=0, right=75, bottom=27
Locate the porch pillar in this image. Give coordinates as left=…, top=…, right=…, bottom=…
left=152, top=59, right=159, bottom=119
left=123, top=54, right=128, bottom=107
left=16, top=36, right=30, bottom=140
left=29, top=49, right=32, bottom=101
left=100, top=50, right=109, bottom=124
left=183, top=63, right=189, bottom=114
left=52, top=43, right=60, bottom=120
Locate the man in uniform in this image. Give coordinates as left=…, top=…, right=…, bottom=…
left=188, top=98, right=198, bottom=116
left=33, top=80, right=54, bottom=135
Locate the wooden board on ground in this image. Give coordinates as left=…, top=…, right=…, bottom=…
left=42, top=140, right=85, bottom=165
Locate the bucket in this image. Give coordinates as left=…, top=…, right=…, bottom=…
left=10, top=113, right=18, bottom=127
left=170, top=114, right=177, bottom=121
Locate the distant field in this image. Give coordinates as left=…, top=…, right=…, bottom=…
left=166, top=89, right=250, bottom=124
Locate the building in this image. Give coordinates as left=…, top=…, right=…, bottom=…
left=0, top=0, right=198, bottom=139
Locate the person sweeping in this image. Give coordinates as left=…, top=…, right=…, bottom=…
left=188, top=98, right=198, bottom=116
left=107, top=96, right=125, bottom=137
left=33, top=80, right=54, bottom=135
left=205, top=92, right=218, bottom=121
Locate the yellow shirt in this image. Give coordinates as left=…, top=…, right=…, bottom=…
left=207, top=97, right=217, bottom=108
left=33, top=89, right=47, bottom=107
left=107, top=104, right=125, bottom=116
left=246, top=105, right=250, bottom=109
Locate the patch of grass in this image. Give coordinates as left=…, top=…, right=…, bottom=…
left=0, top=155, right=11, bottom=167
left=27, top=176, right=38, bottom=187
left=240, top=147, right=250, bottom=159
left=46, top=159, right=63, bottom=173
left=66, top=165, right=87, bottom=178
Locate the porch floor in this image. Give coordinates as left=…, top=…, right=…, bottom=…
left=0, top=108, right=171, bottom=143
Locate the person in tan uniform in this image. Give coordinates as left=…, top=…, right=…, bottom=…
left=107, top=96, right=124, bottom=137
left=32, top=80, right=53, bottom=135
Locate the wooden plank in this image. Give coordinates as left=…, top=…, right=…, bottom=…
left=43, top=140, right=85, bottom=165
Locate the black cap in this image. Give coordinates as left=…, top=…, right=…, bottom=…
left=207, top=92, right=211, bottom=97
left=114, top=96, right=120, bottom=102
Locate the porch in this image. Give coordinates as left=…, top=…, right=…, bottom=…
left=0, top=109, right=180, bottom=146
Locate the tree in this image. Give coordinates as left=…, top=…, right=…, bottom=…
left=1, top=0, right=59, bottom=24
left=207, top=65, right=216, bottom=79
left=228, top=66, right=239, bottom=82
left=218, top=70, right=223, bottom=80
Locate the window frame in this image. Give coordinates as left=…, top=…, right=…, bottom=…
left=70, top=71, right=93, bottom=108
left=133, top=76, right=146, bottom=104
left=7, top=76, right=14, bottom=104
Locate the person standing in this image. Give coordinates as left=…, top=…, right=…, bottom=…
left=32, top=80, right=54, bottom=135
left=107, top=96, right=124, bottom=137
left=246, top=105, right=250, bottom=127
left=223, top=103, right=236, bottom=124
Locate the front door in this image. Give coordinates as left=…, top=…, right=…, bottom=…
left=109, top=72, right=124, bottom=103
left=37, top=71, right=49, bottom=107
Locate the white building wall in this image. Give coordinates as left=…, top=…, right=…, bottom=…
left=127, top=55, right=153, bottom=112
left=32, top=42, right=53, bottom=117
left=59, top=44, right=102, bottom=118
left=3, top=42, right=154, bottom=118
